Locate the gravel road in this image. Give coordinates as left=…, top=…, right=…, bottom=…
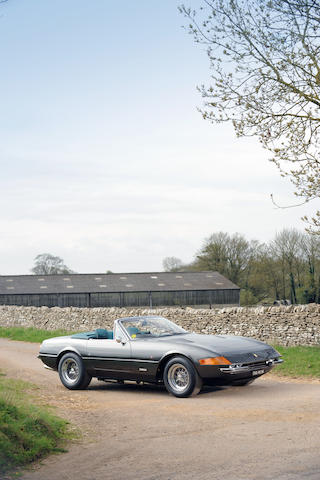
left=1, top=338, right=320, bottom=480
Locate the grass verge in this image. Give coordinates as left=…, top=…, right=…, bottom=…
left=0, top=326, right=75, bottom=343
left=0, top=372, right=73, bottom=477
left=272, top=345, right=320, bottom=379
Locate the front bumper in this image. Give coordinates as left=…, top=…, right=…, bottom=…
left=38, top=353, right=58, bottom=370
left=219, top=358, right=283, bottom=375
left=197, top=357, right=283, bottom=385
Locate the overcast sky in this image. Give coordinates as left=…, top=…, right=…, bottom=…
left=1, top=0, right=319, bottom=275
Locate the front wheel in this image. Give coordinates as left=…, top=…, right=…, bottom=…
left=163, top=356, right=202, bottom=398
left=58, top=352, right=92, bottom=390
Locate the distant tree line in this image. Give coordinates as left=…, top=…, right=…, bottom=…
left=163, top=229, right=320, bottom=306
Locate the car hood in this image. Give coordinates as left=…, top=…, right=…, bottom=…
left=157, top=333, right=278, bottom=363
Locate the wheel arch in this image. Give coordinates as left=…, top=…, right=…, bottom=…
left=156, top=351, right=197, bottom=381
left=56, top=348, right=82, bottom=369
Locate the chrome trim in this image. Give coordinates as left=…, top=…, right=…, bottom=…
left=82, top=356, right=157, bottom=363
left=220, top=358, right=283, bottom=374
left=167, top=363, right=190, bottom=393
left=115, top=319, right=132, bottom=342
left=60, top=357, right=80, bottom=384
left=220, top=365, right=253, bottom=374
left=38, top=353, right=57, bottom=358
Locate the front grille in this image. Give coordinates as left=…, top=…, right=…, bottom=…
left=243, top=361, right=269, bottom=369
left=225, top=349, right=276, bottom=364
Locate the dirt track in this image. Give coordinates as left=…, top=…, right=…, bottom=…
left=1, top=338, right=320, bottom=480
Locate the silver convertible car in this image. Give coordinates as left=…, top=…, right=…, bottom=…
left=38, top=316, right=283, bottom=397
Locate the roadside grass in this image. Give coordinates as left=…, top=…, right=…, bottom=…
left=272, top=345, right=320, bottom=379
left=0, top=326, right=75, bottom=343
left=0, top=371, right=74, bottom=477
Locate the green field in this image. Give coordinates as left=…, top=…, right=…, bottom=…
left=0, top=326, right=75, bottom=343
left=0, top=372, right=73, bottom=477
left=272, top=345, right=320, bottom=379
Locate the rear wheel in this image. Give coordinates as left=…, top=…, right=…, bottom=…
left=58, top=352, right=92, bottom=390
left=163, top=356, right=202, bottom=398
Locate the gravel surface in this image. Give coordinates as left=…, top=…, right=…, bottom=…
left=1, top=338, right=320, bottom=480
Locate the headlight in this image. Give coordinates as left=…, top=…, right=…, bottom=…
left=199, top=356, right=231, bottom=366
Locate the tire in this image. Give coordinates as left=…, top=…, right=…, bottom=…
left=232, top=379, right=255, bottom=387
left=58, top=352, right=92, bottom=390
left=163, top=356, right=202, bottom=398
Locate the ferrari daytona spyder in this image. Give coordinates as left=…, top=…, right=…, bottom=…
left=38, top=315, right=283, bottom=397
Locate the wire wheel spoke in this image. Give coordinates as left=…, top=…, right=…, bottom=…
left=168, top=363, right=190, bottom=392
left=62, top=359, right=79, bottom=383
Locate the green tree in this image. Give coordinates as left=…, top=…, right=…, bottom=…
left=31, top=253, right=74, bottom=275
left=180, top=0, right=320, bottom=229
left=194, top=232, right=258, bottom=286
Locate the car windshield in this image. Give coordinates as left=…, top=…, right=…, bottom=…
left=120, top=316, right=187, bottom=339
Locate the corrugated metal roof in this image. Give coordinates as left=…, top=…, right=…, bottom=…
left=0, top=271, right=239, bottom=295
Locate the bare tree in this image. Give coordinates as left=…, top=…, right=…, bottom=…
left=300, top=233, right=320, bottom=301
left=31, top=253, right=74, bottom=275
left=270, top=229, right=305, bottom=303
left=162, top=256, right=184, bottom=272
left=180, top=1, right=320, bottom=228
left=195, top=232, right=229, bottom=274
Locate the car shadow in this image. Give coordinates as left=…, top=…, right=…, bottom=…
left=88, top=380, right=168, bottom=395
left=199, top=384, right=229, bottom=395
left=88, top=380, right=228, bottom=396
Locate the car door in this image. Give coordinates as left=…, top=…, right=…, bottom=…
left=85, top=325, right=133, bottom=379
left=128, top=338, right=166, bottom=380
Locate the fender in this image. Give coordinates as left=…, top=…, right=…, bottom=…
left=157, top=350, right=197, bottom=380
left=56, top=345, right=84, bottom=364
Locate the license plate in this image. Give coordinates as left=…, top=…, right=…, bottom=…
left=252, top=369, right=265, bottom=376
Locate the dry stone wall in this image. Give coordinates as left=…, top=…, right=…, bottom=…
left=0, top=304, right=320, bottom=346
